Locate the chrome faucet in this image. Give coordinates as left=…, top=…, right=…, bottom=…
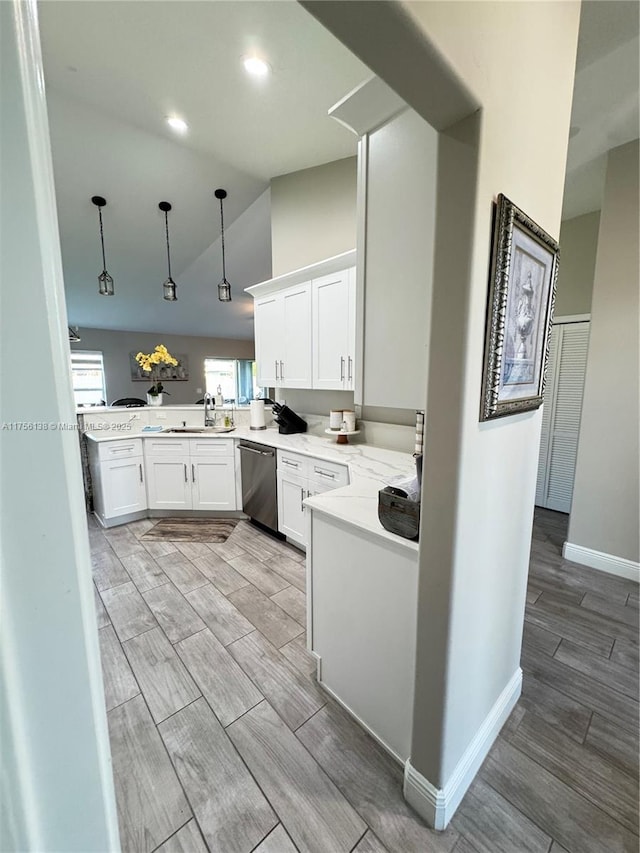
left=204, top=393, right=216, bottom=427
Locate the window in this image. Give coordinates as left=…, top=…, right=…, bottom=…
left=204, top=358, right=264, bottom=403
left=71, top=351, right=107, bottom=406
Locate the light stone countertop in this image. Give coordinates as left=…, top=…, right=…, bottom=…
left=84, top=425, right=419, bottom=552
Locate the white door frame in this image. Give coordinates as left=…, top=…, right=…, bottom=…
left=1, top=2, right=120, bottom=849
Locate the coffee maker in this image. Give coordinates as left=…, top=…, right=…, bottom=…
left=272, top=402, right=307, bottom=435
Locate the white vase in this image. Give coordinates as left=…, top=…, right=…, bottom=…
left=147, top=393, right=163, bottom=406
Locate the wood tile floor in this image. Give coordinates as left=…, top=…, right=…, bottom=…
left=90, top=509, right=639, bottom=853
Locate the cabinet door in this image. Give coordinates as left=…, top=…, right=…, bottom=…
left=255, top=295, right=283, bottom=387
left=282, top=284, right=312, bottom=388
left=191, top=458, right=236, bottom=511
left=312, top=270, right=351, bottom=389
left=277, top=470, right=308, bottom=546
left=145, top=455, right=192, bottom=509
left=102, top=457, right=147, bottom=518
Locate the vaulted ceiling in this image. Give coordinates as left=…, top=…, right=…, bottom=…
left=40, top=0, right=638, bottom=339
left=39, top=1, right=369, bottom=338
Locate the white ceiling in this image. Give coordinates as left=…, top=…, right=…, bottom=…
left=40, top=0, right=638, bottom=337
left=562, top=0, right=639, bottom=220
left=38, top=0, right=369, bottom=338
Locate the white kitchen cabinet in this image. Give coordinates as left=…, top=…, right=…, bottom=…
left=254, top=294, right=282, bottom=386
left=247, top=250, right=356, bottom=392
left=277, top=450, right=349, bottom=548
left=88, top=438, right=147, bottom=527
left=145, top=455, right=192, bottom=510
left=192, top=458, right=236, bottom=510
left=101, top=457, right=146, bottom=518
left=282, top=285, right=313, bottom=387
left=277, top=470, right=307, bottom=546
left=254, top=284, right=312, bottom=388
left=312, top=267, right=356, bottom=390
left=145, top=438, right=236, bottom=511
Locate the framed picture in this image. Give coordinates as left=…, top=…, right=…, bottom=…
left=480, top=194, right=559, bottom=421
left=129, top=352, right=189, bottom=381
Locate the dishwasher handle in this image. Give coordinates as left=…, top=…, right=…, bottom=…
left=239, top=444, right=275, bottom=457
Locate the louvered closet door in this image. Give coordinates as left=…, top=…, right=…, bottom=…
left=535, top=321, right=590, bottom=513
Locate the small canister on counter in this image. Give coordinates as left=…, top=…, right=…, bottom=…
left=342, top=410, right=356, bottom=432
left=329, top=409, right=343, bottom=430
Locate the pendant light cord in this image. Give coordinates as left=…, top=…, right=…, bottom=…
left=98, top=206, right=107, bottom=271
left=164, top=210, right=172, bottom=279
left=219, top=196, right=226, bottom=280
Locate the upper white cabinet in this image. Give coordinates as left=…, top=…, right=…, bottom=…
left=312, top=267, right=356, bottom=390
left=254, top=283, right=312, bottom=389
left=248, top=251, right=356, bottom=392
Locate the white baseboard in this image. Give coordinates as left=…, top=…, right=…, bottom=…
left=403, top=668, right=522, bottom=830
left=563, top=542, right=639, bottom=582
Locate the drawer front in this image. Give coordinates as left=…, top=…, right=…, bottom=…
left=98, top=438, right=143, bottom=461
left=189, top=438, right=234, bottom=457
left=143, top=438, right=190, bottom=456
left=309, top=457, right=349, bottom=488
left=277, top=449, right=309, bottom=477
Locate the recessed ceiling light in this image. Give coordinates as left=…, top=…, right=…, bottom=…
left=243, top=56, right=270, bottom=77
left=166, top=116, right=188, bottom=134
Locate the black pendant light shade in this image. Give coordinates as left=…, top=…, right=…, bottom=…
left=159, top=201, right=177, bottom=302
left=91, top=196, right=114, bottom=296
left=215, top=188, right=232, bottom=302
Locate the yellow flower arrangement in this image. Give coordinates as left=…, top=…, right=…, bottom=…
left=135, top=345, right=179, bottom=396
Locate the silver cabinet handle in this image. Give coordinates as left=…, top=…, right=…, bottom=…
left=184, top=463, right=188, bottom=483
left=281, top=458, right=299, bottom=468
left=300, top=486, right=305, bottom=511
left=191, top=463, right=195, bottom=483
left=348, top=356, right=353, bottom=382
left=111, top=445, right=134, bottom=453
left=139, top=463, right=143, bottom=483
left=280, top=360, right=284, bottom=380
left=314, top=467, right=336, bottom=479
left=340, top=356, right=345, bottom=381
left=275, top=360, right=279, bottom=381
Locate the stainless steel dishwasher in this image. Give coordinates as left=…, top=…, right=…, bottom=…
left=238, top=441, right=278, bottom=533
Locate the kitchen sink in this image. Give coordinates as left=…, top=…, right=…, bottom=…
left=162, top=426, right=235, bottom=434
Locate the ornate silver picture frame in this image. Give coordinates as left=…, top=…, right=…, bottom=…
left=480, top=194, right=559, bottom=421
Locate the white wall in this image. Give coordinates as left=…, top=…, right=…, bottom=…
left=1, top=2, right=119, bottom=848
left=270, top=156, right=357, bottom=276
left=405, top=0, right=580, bottom=790
left=303, top=0, right=581, bottom=812
left=71, top=327, right=254, bottom=405
left=555, top=211, right=600, bottom=316
left=568, top=139, right=640, bottom=565
left=362, top=107, right=438, bottom=411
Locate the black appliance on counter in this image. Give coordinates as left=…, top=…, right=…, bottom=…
left=272, top=402, right=307, bottom=435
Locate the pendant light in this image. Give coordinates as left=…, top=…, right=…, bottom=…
left=91, top=196, right=115, bottom=296
left=214, top=188, right=232, bottom=302
left=158, top=201, right=177, bottom=301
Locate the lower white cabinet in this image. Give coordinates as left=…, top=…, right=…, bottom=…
left=277, top=470, right=308, bottom=545
left=145, top=456, right=192, bottom=510
left=192, top=458, right=236, bottom=510
left=277, top=450, right=348, bottom=548
left=145, top=438, right=236, bottom=511
left=89, top=439, right=147, bottom=526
